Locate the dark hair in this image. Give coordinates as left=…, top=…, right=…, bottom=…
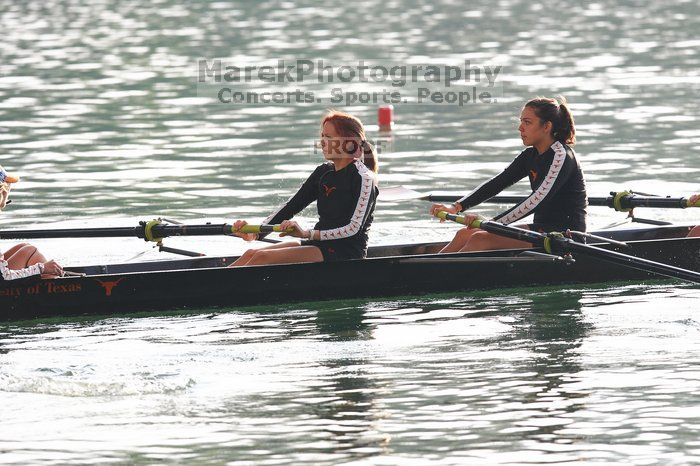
left=321, top=110, right=378, bottom=173
left=524, top=96, right=576, bottom=145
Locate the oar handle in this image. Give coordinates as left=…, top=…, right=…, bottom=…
left=685, top=197, right=700, bottom=208
left=234, top=224, right=295, bottom=234
left=435, top=211, right=483, bottom=229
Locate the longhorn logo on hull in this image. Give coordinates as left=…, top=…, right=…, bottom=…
left=95, top=278, right=124, bottom=297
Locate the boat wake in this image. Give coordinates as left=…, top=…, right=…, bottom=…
left=0, top=371, right=196, bottom=397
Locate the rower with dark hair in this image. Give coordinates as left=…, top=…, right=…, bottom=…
left=230, top=111, right=379, bottom=266
left=1, top=165, right=64, bottom=280
left=430, top=96, right=588, bottom=253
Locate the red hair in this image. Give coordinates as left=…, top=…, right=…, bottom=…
left=321, top=111, right=378, bottom=173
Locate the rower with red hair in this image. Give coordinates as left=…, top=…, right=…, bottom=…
left=230, top=111, right=379, bottom=266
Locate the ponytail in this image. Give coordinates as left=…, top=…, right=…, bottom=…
left=525, top=96, right=576, bottom=145
left=360, top=140, right=378, bottom=173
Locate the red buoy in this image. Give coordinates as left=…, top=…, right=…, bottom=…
left=378, top=105, right=393, bottom=132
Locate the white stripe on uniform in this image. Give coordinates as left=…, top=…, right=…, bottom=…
left=496, top=141, right=567, bottom=225
left=320, top=160, right=375, bottom=241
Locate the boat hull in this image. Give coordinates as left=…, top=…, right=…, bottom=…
left=2, top=229, right=699, bottom=321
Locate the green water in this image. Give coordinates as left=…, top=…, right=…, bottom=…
left=1, top=0, right=699, bottom=464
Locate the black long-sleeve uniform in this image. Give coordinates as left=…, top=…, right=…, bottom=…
left=263, top=160, right=379, bottom=261
left=456, top=141, right=588, bottom=232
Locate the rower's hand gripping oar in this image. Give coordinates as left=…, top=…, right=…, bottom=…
left=434, top=211, right=700, bottom=284
left=141, top=219, right=294, bottom=247
left=228, top=223, right=295, bottom=244
left=233, top=225, right=295, bottom=235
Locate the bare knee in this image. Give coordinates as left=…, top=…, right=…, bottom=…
left=440, top=227, right=478, bottom=253
left=451, top=227, right=476, bottom=247
left=239, top=248, right=256, bottom=260
left=463, top=231, right=490, bottom=251
left=5, top=243, right=30, bottom=256
left=229, top=248, right=258, bottom=267
left=454, top=228, right=474, bottom=241
left=6, top=244, right=45, bottom=267
left=246, top=250, right=271, bottom=265
left=14, top=244, right=40, bottom=259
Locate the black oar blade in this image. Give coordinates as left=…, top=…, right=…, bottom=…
left=0, top=226, right=142, bottom=240
left=0, top=223, right=288, bottom=241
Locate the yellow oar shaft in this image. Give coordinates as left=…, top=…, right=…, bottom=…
left=435, top=211, right=482, bottom=229
left=234, top=224, right=294, bottom=234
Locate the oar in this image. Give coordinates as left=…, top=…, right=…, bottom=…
left=0, top=221, right=293, bottom=241
left=384, top=186, right=700, bottom=211
left=434, top=211, right=700, bottom=284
